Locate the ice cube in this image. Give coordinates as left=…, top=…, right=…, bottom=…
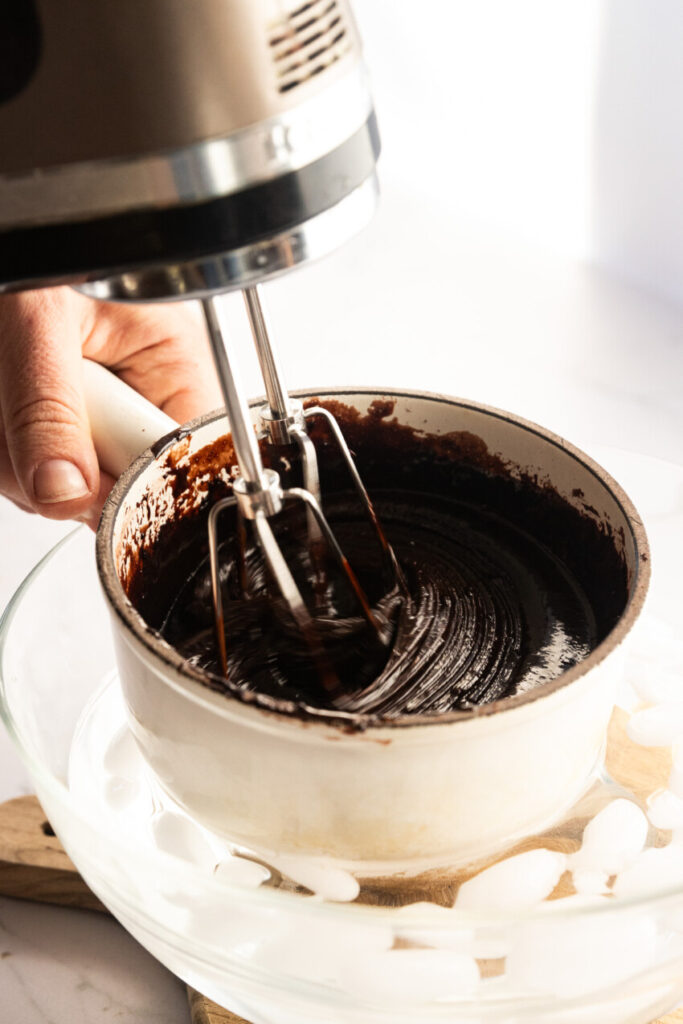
left=151, top=811, right=218, bottom=870
left=455, top=849, right=567, bottom=911
left=613, top=845, right=683, bottom=899
left=269, top=854, right=360, bottom=902
left=647, top=789, right=683, bottom=830
left=213, top=857, right=271, bottom=888
left=628, top=704, right=683, bottom=746
left=571, top=799, right=648, bottom=875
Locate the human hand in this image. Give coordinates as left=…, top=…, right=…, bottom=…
left=0, top=286, right=222, bottom=527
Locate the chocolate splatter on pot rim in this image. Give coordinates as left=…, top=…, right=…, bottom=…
left=96, top=389, right=649, bottom=733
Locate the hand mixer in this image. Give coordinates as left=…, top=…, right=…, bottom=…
left=0, top=0, right=403, bottom=688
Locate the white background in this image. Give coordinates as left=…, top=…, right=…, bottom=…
left=357, top=0, right=683, bottom=305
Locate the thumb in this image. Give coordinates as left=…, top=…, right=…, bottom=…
left=0, top=289, right=99, bottom=519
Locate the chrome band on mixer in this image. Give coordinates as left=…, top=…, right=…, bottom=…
left=72, top=174, right=379, bottom=303
left=0, top=66, right=374, bottom=231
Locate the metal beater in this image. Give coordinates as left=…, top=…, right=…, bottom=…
left=202, top=285, right=403, bottom=681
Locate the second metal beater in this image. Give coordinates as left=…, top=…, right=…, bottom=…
left=202, top=285, right=404, bottom=687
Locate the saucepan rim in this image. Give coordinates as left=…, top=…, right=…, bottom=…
left=95, top=387, right=650, bottom=730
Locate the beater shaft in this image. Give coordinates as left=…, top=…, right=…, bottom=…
left=202, top=295, right=266, bottom=489
left=203, top=295, right=312, bottom=672
left=202, top=289, right=401, bottom=693
left=243, top=285, right=324, bottom=553
left=243, top=286, right=291, bottom=439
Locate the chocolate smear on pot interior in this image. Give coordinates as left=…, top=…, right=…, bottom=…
left=123, top=399, right=628, bottom=722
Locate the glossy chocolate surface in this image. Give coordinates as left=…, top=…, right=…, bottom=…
left=125, top=400, right=628, bottom=721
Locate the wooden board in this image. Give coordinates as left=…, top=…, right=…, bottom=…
left=187, top=989, right=250, bottom=1024
left=185, top=990, right=683, bottom=1024
left=0, top=793, right=105, bottom=912
left=1, top=794, right=682, bottom=1024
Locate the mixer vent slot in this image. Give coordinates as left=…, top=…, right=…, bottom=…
left=269, top=0, right=351, bottom=94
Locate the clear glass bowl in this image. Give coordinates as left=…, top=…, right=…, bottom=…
left=1, top=448, right=683, bottom=1024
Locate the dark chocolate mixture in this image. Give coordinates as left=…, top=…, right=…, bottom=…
left=127, top=400, right=628, bottom=721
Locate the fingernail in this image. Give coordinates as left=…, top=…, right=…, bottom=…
left=33, top=459, right=90, bottom=504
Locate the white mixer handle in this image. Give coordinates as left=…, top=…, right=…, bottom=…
left=82, top=359, right=177, bottom=479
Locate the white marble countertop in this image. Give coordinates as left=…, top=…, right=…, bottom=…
left=1, top=183, right=682, bottom=1021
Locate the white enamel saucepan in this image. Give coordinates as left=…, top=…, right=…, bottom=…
left=85, top=364, right=650, bottom=875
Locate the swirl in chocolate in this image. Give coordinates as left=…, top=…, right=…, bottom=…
left=160, top=496, right=595, bottom=719
left=129, top=400, right=626, bottom=723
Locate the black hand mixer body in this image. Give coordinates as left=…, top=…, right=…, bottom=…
left=0, top=0, right=400, bottom=693
left=0, top=0, right=380, bottom=296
